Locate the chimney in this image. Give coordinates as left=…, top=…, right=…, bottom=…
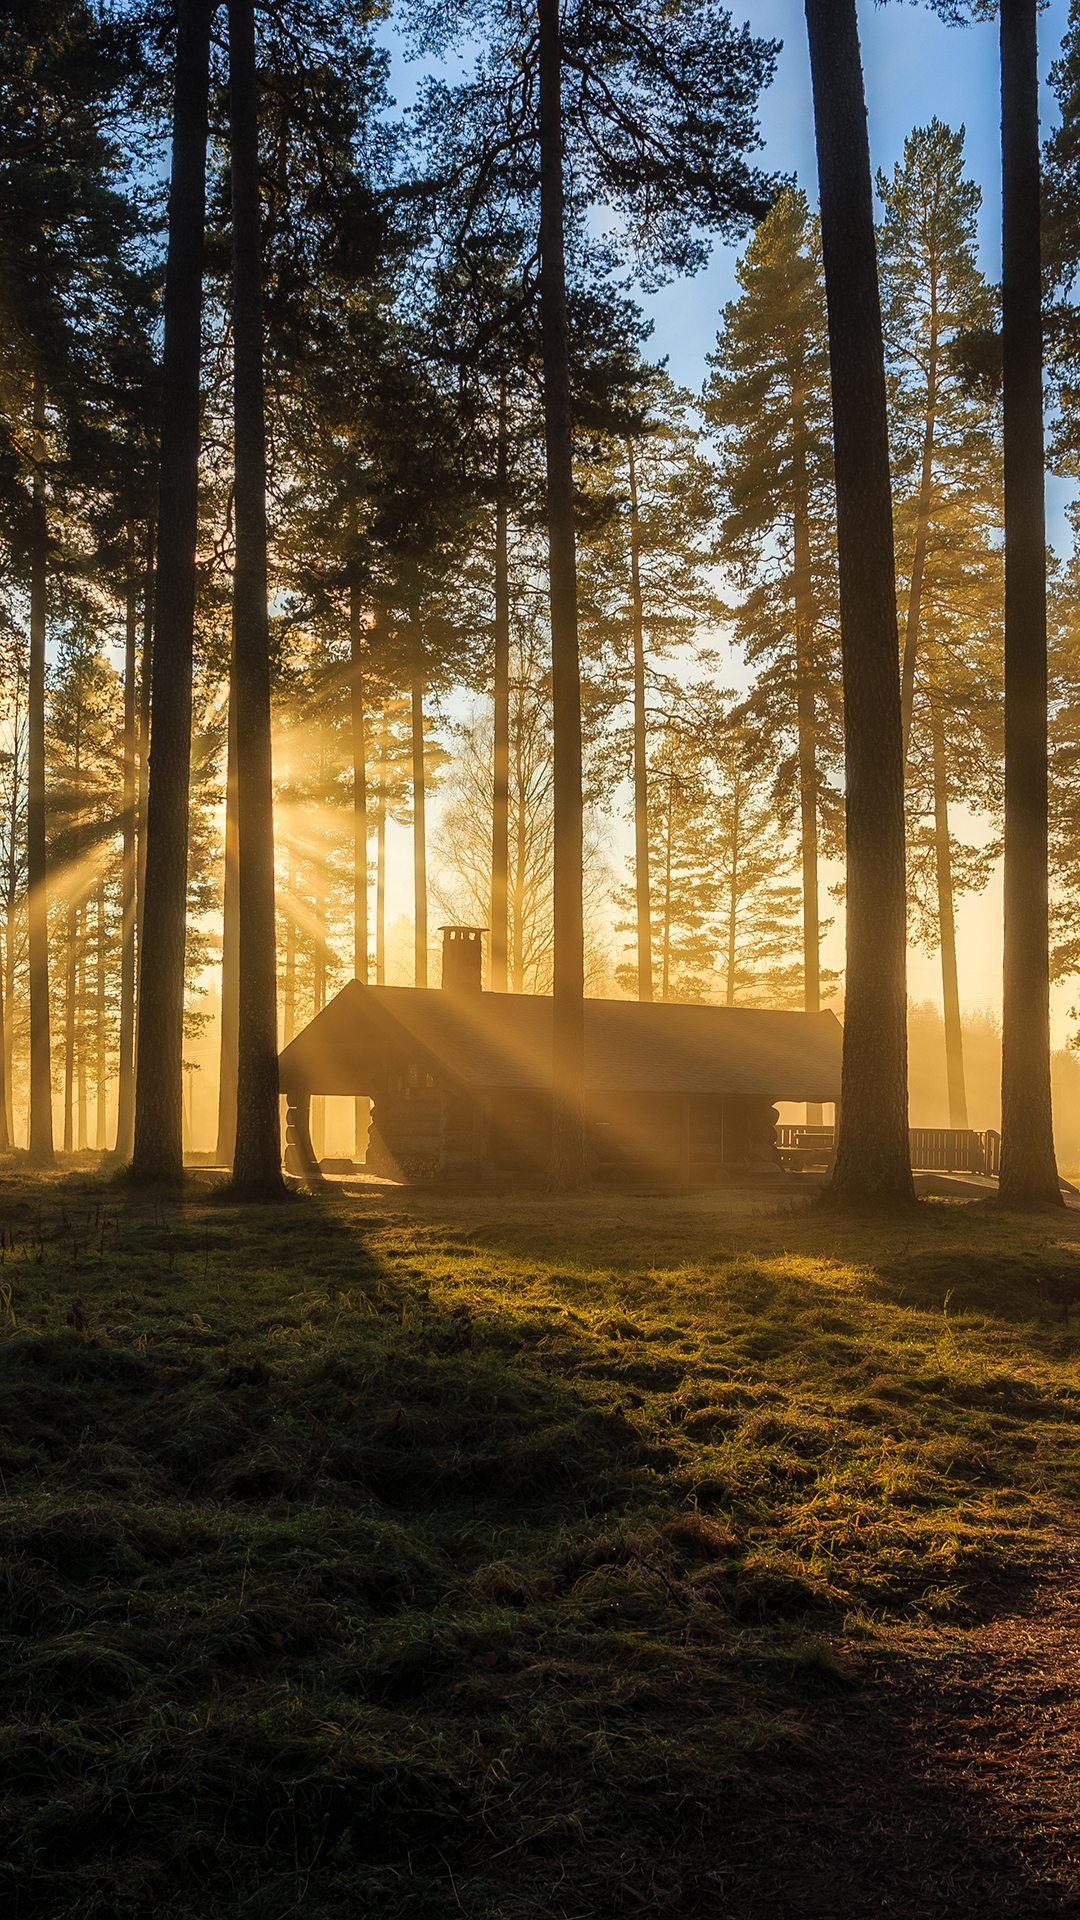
left=440, top=925, right=485, bottom=994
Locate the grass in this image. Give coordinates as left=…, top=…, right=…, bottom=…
left=1, top=1170, right=1079, bottom=1916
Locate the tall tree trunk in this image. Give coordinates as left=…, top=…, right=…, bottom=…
left=135, top=519, right=154, bottom=967
left=491, top=382, right=511, bottom=992
left=804, top=0, right=913, bottom=1205
left=4, top=699, right=17, bottom=1145
left=899, top=354, right=939, bottom=758
left=115, top=525, right=139, bottom=1159
left=77, top=906, right=88, bottom=1151
left=999, top=0, right=1061, bottom=1205
left=662, top=774, right=674, bottom=1002
left=313, top=809, right=325, bottom=1159
left=350, top=579, right=368, bottom=1157
left=283, top=852, right=296, bottom=1044
left=930, top=695, right=968, bottom=1129
left=0, top=915, right=9, bottom=1151
left=312, top=812, right=325, bottom=1153
left=133, top=0, right=211, bottom=1182
left=512, top=703, right=527, bottom=992
left=349, top=536, right=368, bottom=987
left=725, top=784, right=740, bottom=1008
left=64, top=900, right=76, bottom=1153
left=96, top=875, right=107, bottom=1150
left=411, top=673, right=427, bottom=987
left=215, top=693, right=239, bottom=1165
left=229, top=0, right=283, bottom=1196
left=793, top=418, right=823, bottom=1121
left=376, top=711, right=387, bottom=985
left=538, top=0, right=586, bottom=1185
left=627, top=440, right=653, bottom=1002
left=4, top=665, right=21, bottom=1146
left=132, top=519, right=154, bottom=1131
left=792, top=431, right=820, bottom=1017
left=0, top=890, right=8, bottom=1149
left=28, top=371, right=53, bottom=1163
left=313, top=798, right=326, bottom=1017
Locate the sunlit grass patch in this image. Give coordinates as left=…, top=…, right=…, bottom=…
left=0, top=1172, right=1078, bottom=1913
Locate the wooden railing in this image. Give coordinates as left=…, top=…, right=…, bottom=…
left=776, top=1125, right=1002, bottom=1177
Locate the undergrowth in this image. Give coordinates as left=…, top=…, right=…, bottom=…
left=1, top=1171, right=1079, bottom=1916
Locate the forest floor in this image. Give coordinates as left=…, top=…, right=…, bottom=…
left=1, top=1165, right=1079, bottom=1917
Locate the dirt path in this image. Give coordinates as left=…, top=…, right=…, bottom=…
left=691, top=1559, right=1080, bottom=1918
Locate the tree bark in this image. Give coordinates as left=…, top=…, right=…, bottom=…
left=930, top=697, right=968, bottom=1130
left=313, top=790, right=326, bottom=1015
left=215, top=690, right=239, bottom=1165
left=3, top=905, right=12, bottom=1146
left=804, top=0, right=913, bottom=1205
left=349, top=537, right=368, bottom=987
left=95, top=875, right=106, bottom=1150
left=376, top=710, right=387, bottom=984
left=538, top=0, right=586, bottom=1185
left=411, top=673, right=428, bottom=987
left=229, top=0, right=283, bottom=1195
left=283, top=852, right=296, bottom=1043
left=792, top=416, right=820, bottom=1020
left=114, top=524, right=139, bottom=1160
left=4, top=670, right=21, bottom=1146
left=794, top=434, right=823, bottom=1122
left=662, top=773, right=675, bottom=1002
left=725, top=781, right=741, bottom=1007
left=0, top=884, right=8, bottom=1150
left=491, top=382, right=511, bottom=992
left=132, top=0, right=211, bottom=1182
left=77, top=905, right=87, bottom=1151
left=512, top=702, right=527, bottom=992
left=312, top=811, right=325, bottom=1158
left=349, top=573, right=368, bottom=1158
left=899, top=296, right=939, bottom=757
left=627, top=440, right=653, bottom=1002
left=64, top=900, right=76, bottom=1153
left=133, top=517, right=154, bottom=1100
left=999, top=0, right=1061, bottom=1206
left=28, top=370, right=53, bottom=1163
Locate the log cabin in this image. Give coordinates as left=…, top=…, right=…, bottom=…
left=277, top=927, right=843, bottom=1187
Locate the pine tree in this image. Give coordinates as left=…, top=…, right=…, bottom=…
left=877, top=118, right=1004, bottom=1130
left=705, top=187, right=841, bottom=1035
left=881, top=135, right=1004, bottom=1125
left=878, top=121, right=998, bottom=740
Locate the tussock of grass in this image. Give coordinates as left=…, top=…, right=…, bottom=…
left=0, top=1174, right=1078, bottom=1914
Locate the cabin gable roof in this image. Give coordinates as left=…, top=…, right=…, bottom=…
left=278, top=981, right=843, bottom=1104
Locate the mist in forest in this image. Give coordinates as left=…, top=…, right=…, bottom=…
left=907, top=1000, right=1080, bottom=1169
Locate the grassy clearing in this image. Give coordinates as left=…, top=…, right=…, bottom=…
left=1, top=1171, right=1079, bottom=1916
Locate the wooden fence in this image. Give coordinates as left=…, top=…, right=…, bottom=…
left=776, top=1125, right=1002, bottom=1177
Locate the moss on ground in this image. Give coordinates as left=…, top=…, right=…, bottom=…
left=0, top=1169, right=1078, bottom=1915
